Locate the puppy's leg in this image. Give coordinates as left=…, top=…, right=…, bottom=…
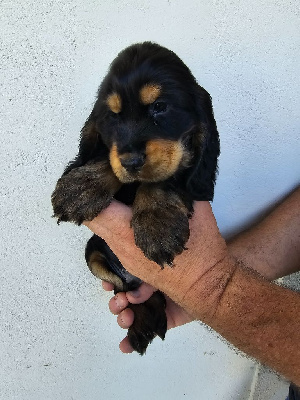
left=86, top=235, right=142, bottom=291
left=52, top=160, right=121, bottom=225
left=131, top=183, right=192, bottom=266
left=127, top=291, right=167, bottom=355
left=86, top=235, right=167, bottom=355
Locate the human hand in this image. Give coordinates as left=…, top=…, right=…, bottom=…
left=84, top=201, right=235, bottom=326
left=84, top=195, right=300, bottom=384
left=102, top=281, right=193, bottom=353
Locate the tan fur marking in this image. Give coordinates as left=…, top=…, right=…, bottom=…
left=106, top=93, right=122, bottom=113
left=109, top=143, right=129, bottom=182
left=139, top=84, right=161, bottom=105
left=88, top=251, right=124, bottom=289
left=109, top=140, right=191, bottom=183
left=142, top=139, right=184, bottom=181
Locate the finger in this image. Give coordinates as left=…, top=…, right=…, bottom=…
left=126, top=283, right=156, bottom=304
left=164, top=295, right=194, bottom=329
left=119, top=337, right=134, bottom=354
left=117, top=308, right=134, bottom=329
left=108, top=292, right=129, bottom=315
left=102, top=281, right=114, bottom=291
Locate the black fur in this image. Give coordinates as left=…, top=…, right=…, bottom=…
left=52, top=42, right=220, bottom=354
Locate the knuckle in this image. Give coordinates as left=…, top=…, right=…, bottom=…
left=109, top=293, right=128, bottom=314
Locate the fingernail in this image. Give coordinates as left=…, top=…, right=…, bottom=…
left=114, top=294, right=123, bottom=308
left=128, top=289, right=140, bottom=298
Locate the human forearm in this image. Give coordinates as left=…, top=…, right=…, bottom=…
left=152, top=253, right=300, bottom=384
left=228, top=186, right=300, bottom=280
left=209, top=264, right=300, bottom=384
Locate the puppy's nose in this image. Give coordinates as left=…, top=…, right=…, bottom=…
left=120, top=153, right=145, bottom=172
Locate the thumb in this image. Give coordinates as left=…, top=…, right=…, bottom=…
left=126, top=283, right=156, bottom=304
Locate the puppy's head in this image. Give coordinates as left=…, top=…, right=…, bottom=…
left=81, top=42, right=219, bottom=197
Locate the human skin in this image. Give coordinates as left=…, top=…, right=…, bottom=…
left=84, top=187, right=300, bottom=384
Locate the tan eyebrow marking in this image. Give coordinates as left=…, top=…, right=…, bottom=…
left=139, top=84, right=161, bottom=105
left=106, top=93, right=122, bottom=113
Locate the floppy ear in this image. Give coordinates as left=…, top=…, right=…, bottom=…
left=185, top=86, right=220, bottom=201
left=63, top=103, right=107, bottom=176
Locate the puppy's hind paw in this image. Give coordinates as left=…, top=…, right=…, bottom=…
left=127, top=291, right=167, bottom=355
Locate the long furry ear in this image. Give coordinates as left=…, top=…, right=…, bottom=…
left=63, top=105, right=107, bottom=175
left=185, top=86, right=220, bottom=201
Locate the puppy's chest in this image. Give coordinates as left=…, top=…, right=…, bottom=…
left=114, top=182, right=140, bottom=205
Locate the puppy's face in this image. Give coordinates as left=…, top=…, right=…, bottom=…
left=93, top=43, right=205, bottom=183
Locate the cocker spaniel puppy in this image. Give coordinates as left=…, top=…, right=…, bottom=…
left=52, top=42, right=220, bottom=354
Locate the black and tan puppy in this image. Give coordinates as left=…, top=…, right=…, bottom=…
left=52, top=42, right=220, bottom=354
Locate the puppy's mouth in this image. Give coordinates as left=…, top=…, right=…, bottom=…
left=109, top=140, right=190, bottom=183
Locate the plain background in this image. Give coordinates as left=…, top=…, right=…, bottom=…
left=1, top=1, right=299, bottom=399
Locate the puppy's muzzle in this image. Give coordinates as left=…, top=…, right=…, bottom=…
left=119, top=152, right=146, bottom=173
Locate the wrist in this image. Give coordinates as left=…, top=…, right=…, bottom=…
left=151, top=254, right=237, bottom=326
left=184, top=255, right=238, bottom=325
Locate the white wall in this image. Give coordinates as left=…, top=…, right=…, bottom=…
left=1, top=1, right=299, bottom=399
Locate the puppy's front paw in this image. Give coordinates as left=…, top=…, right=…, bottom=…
left=127, top=291, right=167, bottom=355
left=52, top=163, right=121, bottom=225
left=131, top=203, right=190, bottom=266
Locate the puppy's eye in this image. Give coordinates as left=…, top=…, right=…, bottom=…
left=152, top=101, right=167, bottom=114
